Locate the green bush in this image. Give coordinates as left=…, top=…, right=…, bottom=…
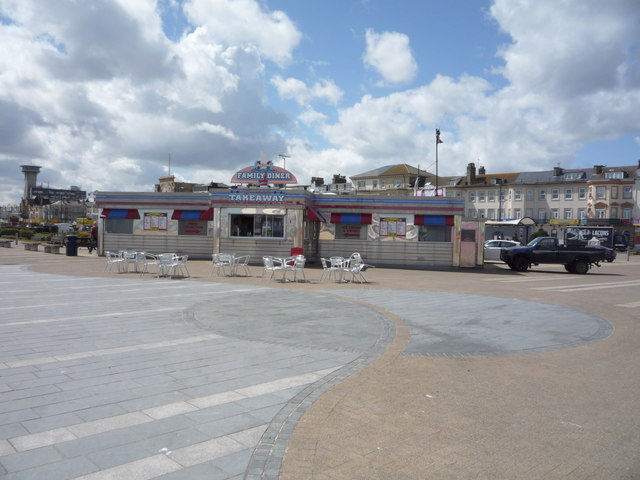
left=0, top=227, right=19, bottom=237
left=528, top=228, right=549, bottom=243
left=18, top=229, right=34, bottom=240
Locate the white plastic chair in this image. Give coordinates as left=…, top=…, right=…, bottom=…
left=261, top=256, right=284, bottom=281
left=283, top=255, right=306, bottom=282
left=231, top=255, right=251, bottom=276
left=139, top=253, right=159, bottom=276
left=342, top=262, right=369, bottom=283
left=157, top=253, right=177, bottom=278
left=104, top=251, right=124, bottom=273
left=212, top=253, right=233, bottom=276
left=173, top=254, right=189, bottom=278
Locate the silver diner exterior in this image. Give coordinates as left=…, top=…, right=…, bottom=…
left=95, top=189, right=477, bottom=268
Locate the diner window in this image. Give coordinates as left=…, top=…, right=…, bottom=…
left=105, top=219, right=134, bottom=234
left=623, top=186, right=632, bottom=199
left=578, top=188, right=586, bottom=200
left=418, top=225, right=451, bottom=242
left=230, top=214, right=284, bottom=238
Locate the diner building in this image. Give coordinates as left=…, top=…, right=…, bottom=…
left=95, top=161, right=481, bottom=269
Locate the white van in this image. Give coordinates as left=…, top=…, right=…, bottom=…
left=54, top=223, right=74, bottom=233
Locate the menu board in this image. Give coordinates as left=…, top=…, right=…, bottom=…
left=380, top=217, right=406, bottom=237
left=143, top=212, right=168, bottom=231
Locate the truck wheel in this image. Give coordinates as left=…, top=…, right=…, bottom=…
left=565, top=264, right=575, bottom=273
left=573, top=259, right=589, bottom=274
left=512, top=256, right=529, bottom=272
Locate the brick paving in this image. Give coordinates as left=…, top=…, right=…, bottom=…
left=1, top=245, right=639, bottom=479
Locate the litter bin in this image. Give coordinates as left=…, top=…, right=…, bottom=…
left=290, top=247, right=304, bottom=256
left=65, top=234, right=78, bottom=256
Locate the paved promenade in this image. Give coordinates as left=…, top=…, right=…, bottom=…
left=0, top=245, right=639, bottom=479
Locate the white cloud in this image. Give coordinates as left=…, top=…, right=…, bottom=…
left=183, top=0, right=301, bottom=67
left=363, top=29, right=417, bottom=84
left=271, top=76, right=343, bottom=106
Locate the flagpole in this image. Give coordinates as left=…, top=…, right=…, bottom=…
left=435, top=129, right=440, bottom=197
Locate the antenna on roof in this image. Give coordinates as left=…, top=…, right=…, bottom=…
left=168, top=152, right=172, bottom=176
left=278, top=153, right=290, bottom=170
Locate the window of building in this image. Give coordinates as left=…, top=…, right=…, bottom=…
left=380, top=180, right=386, bottom=189
left=488, top=190, right=495, bottom=202
left=478, top=191, right=485, bottom=202
left=477, top=209, right=485, bottom=219
left=564, top=188, right=573, bottom=200
left=514, top=189, right=522, bottom=201
left=514, top=208, right=521, bottom=218
left=105, top=219, right=134, bottom=234
left=596, top=208, right=606, bottom=219
left=563, top=208, right=572, bottom=219
left=230, top=214, right=284, bottom=238
left=604, top=171, right=624, bottom=179
left=610, top=207, right=618, bottom=218
left=357, top=181, right=365, bottom=188
left=611, top=186, right=618, bottom=199
left=596, top=186, right=606, bottom=199
left=551, top=189, right=560, bottom=200
left=623, top=208, right=632, bottom=219
left=418, top=226, right=452, bottom=242
left=539, top=190, right=546, bottom=200
left=551, top=208, right=559, bottom=219
left=538, top=209, right=547, bottom=220
left=623, top=186, right=632, bottom=199
left=525, top=208, right=533, bottom=218
left=578, top=187, right=587, bottom=200
left=469, top=191, right=476, bottom=202
left=468, top=208, right=477, bottom=218
left=578, top=208, right=586, bottom=220
left=499, top=190, right=505, bottom=202
left=394, top=178, right=402, bottom=187
left=372, top=180, right=378, bottom=189
left=487, top=209, right=496, bottom=220
left=526, top=189, right=534, bottom=201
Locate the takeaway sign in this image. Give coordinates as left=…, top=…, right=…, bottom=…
left=228, top=189, right=286, bottom=203
left=231, top=159, right=298, bottom=185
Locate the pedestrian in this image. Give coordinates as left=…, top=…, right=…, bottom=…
left=89, top=223, right=98, bottom=253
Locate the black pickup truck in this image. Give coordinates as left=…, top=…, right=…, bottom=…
left=500, top=236, right=615, bottom=274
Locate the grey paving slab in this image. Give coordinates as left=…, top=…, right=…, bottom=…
left=330, top=289, right=613, bottom=356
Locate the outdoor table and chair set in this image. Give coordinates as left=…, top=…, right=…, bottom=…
left=105, top=250, right=373, bottom=283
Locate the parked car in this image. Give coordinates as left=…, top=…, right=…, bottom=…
left=484, top=239, right=521, bottom=261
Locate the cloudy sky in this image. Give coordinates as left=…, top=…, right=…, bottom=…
left=1, top=0, right=639, bottom=205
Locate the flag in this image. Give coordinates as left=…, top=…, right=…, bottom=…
left=436, top=129, right=443, bottom=144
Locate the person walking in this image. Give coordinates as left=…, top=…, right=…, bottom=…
left=89, top=223, right=98, bottom=253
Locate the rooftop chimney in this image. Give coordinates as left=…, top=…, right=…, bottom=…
left=478, top=166, right=486, bottom=175
left=593, top=165, right=604, bottom=175
left=553, top=166, right=563, bottom=176
left=466, top=163, right=476, bottom=184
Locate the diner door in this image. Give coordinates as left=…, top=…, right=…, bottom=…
left=459, top=223, right=479, bottom=267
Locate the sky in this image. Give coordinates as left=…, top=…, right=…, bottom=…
left=0, top=0, right=639, bottom=205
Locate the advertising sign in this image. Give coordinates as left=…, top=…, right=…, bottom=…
left=228, top=189, right=286, bottom=203
left=380, top=217, right=406, bottom=237
left=231, top=159, right=297, bottom=185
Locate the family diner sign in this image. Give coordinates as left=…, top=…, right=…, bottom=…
left=231, top=159, right=298, bottom=185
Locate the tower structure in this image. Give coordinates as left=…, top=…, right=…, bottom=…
left=20, top=164, right=41, bottom=199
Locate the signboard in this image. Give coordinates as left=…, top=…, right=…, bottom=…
left=143, top=212, right=168, bottom=231
left=178, top=220, right=207, bottom=236
left=565, top=226, right=613, bottom=248
left=31, top=187, right=86, bottom=201
left=336, top=224, right=364, bottom=239
left=380, top=217, right=406, bottom=237
left=228, top=189, right=286, bottom=203
left=231, top=159, right=297, bottom=185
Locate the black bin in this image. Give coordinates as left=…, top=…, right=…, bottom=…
left=65, top=235, right=78, bottom=256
